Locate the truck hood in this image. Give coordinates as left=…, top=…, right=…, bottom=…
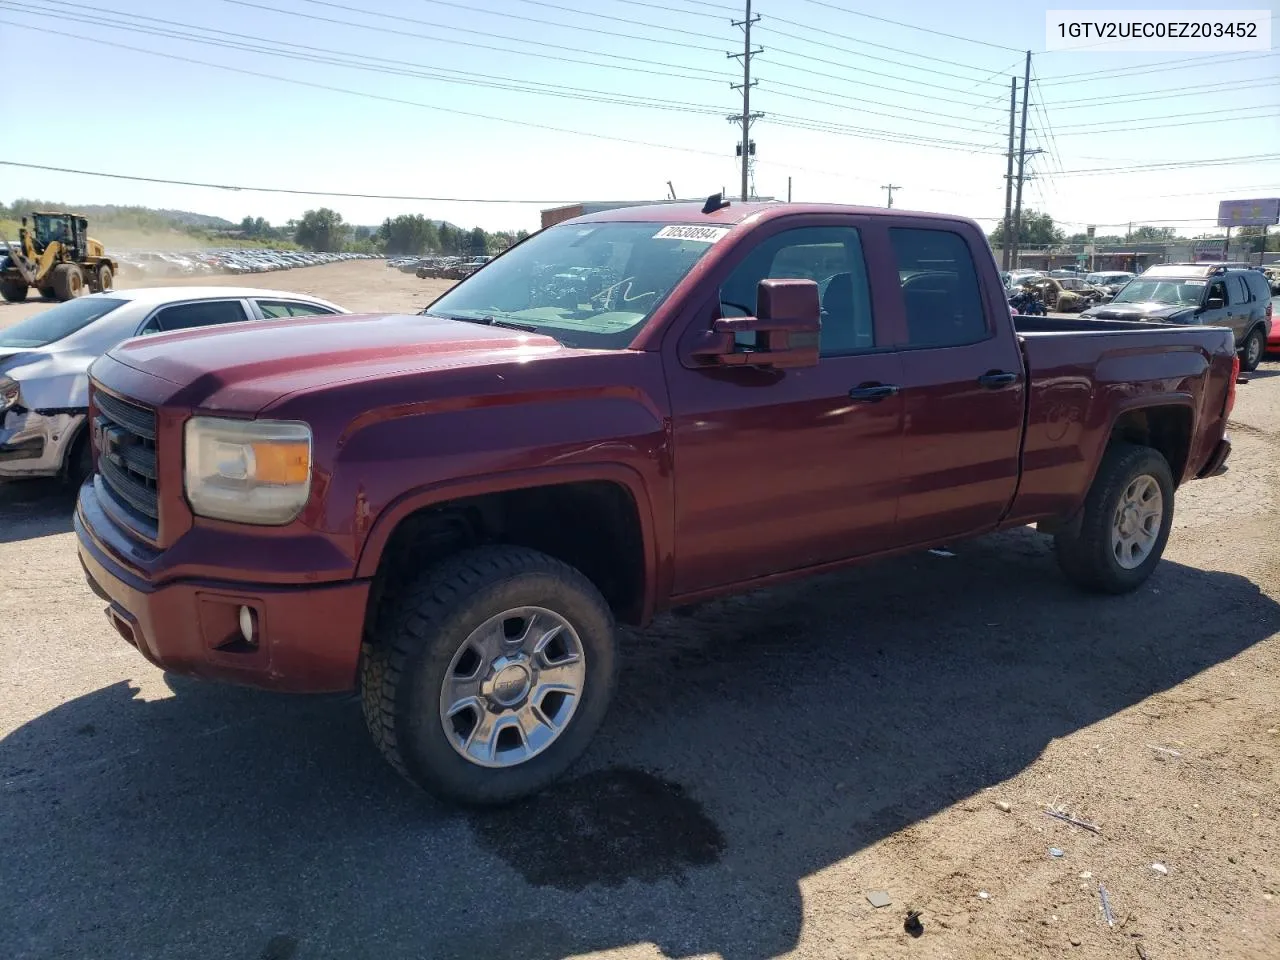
left=102, top=312, right=567, bottom=412
left=1082, top=302, right=1197, bottom=322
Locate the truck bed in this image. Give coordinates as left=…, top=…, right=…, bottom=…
left=1008, top=314, right=1236, bottom=523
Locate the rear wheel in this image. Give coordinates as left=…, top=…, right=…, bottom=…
left=0, top=278, right=28, bottom=302
left=1240, top=326, right=1265, bottom=372
left=50, top=264, right=85, bottom=300
left=94, top=263, right=113, bottom=293
left=361, top=545, right=617, bottom=806
left=1054, top=442, right=1174, bottom=594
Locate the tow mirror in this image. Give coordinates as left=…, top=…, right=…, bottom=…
left=689, top=278, right=821, bottom=369
left=1205, top=296, right=1225, bottom=310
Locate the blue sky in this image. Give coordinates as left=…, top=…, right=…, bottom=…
left=0, top=0, right=1276, bottom=234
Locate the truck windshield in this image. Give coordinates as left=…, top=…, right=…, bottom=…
left=0, top=297, right=125, bottom=348
left=425, top=221, right=722, bottom=348
left=1111, top=279, right=1204, bottom=307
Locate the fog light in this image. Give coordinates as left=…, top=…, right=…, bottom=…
left=238, top=605, right=257, bottom=645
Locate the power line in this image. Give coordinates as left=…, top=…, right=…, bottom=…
left=0, top=19, right=732, bottom=159
left=756, top=24, right=1006, bottom=87
left=1046, top=77, right=1280, bottom=109
left=414, top=0, right=723, bottom=53
left=790, top=0, right=1022, bottom=52
left=1054, top=155, right=1280, bottom=177
left=2, top=0, right=731, bottom=115
left=216, top=0, right=734, bottom=80
left=0, top=160, right=580, bottom=203
left=759, top=76, right=1005, bottom=113
left=759, top=44, right=1011, bottom=101
left=3, top=10, right=1001, bottom=160
left=1037, top=50, right=1279, bottom=84
left=1051, top=112, right=1280, bottom=137
left=1051, top=103, right=1280, bottom=130
left=8, top=1, right=1012, bottom=152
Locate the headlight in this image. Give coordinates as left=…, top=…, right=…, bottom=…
left=184, top=417, right=312, bottom=525
left=0, top=377, right=19, bottom=415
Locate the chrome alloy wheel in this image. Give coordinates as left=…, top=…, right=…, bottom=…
left=438, top=606, right=586, bottom=768
left=1111, top=474, right=1163, bottom=569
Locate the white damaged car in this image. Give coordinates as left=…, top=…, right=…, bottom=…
left=0, top=287, right=348, bottom=482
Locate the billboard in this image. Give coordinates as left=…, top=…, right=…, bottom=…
left=1217, top=198, right=1280, bottom=228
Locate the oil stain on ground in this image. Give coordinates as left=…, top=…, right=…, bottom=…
left=469, top=768, right=725, bottom=890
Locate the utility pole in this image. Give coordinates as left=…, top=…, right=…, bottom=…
left=881, top=184, right=901, bottom=208
left=728, top=0, right=763, bottom=202
left=787, top=176, right=792, bottom=202
left=1010, top=51, right=1033, bottom=270
left=1001, top=75, right=1017, bottom=270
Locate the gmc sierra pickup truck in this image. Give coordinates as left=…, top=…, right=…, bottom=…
left=75, top=199, right=1238, bottom=805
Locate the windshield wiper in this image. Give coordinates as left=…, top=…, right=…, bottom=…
left=429, top=312, right=543, bottom=335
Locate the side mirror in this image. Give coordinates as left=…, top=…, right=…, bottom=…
left=1205, top=296, right=1225, bottom=310
left=689, top=278, right=821, bottom=369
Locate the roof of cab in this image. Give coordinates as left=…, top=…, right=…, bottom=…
left=565, top=200, right=980, bottom=228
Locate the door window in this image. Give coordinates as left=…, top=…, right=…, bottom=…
left=1230, top=275, right=1252, bottom=304
left=144, top=300, right=249, bottom=333
left=1207, top=280, right=1227, bottom=306
left=889, top=228, right=989, bottom=348
left=255, top=300, right=338, bottom=319
left=718, top=226, right=874, bottom=355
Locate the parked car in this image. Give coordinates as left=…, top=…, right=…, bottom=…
left=1020, top=275, right=1105, bottom=312
left=1083, top=263, right=1274, bottom=370
left=75, top=200, right=1237, bottom=806
left=0, top=287, right=348, bottom=482
left=1260, top=265, right=1280, bottom=295
left=1085, top=271, right=1136, bottom=297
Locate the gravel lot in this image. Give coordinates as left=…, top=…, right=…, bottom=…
left=2, top=263, right=1278, bottom=960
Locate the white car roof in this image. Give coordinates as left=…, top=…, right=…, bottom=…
left=94, top=286, right=346, bottom=310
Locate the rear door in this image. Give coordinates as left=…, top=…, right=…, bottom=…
left=665, top=218, right=905, bottom=595
left=137, top=299, right=252, bottom=334
left=886, top=224, right=1027, bottom=544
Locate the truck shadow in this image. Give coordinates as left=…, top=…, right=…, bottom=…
left=1, top=528, right=1275, bottom=960
left=0, top=479, right=75, bottom=543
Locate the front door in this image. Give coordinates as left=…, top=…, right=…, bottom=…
left=666, top=222, right=904, bottom=596
left=884, top=224, right=1027, bottom=544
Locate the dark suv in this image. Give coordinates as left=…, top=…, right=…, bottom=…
left=1083, top=263, right=1273, bottom=370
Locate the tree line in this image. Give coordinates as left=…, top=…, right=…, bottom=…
left=988, top=209, right=1279, bottom=251
left=291, top=208, right=530, bottom=256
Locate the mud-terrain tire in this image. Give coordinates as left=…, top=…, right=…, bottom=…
left=0, top=278, right=27, bottom=302
left=1055, top=442, right=1174, bottom=594
left=94, top=264, right=114, bottom=293
left=360, top=546, right=618, bottom=806
left=50, top=263, right=84, bottom=300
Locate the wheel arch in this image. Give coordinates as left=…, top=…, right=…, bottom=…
left=357, top=464, right=660, bottom=630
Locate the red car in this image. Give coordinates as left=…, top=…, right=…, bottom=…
left=76, top=199, right=1237, bottom=804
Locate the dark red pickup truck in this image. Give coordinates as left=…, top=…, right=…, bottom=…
left=75, top=200, right=1237, bottom=804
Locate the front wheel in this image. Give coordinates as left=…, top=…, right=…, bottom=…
left=0, top=278, right=28, bottom=302
left=1240, top=327, right=1265, bottom=372
left=1054, top=442, right=1174, bottom=594
left=360, top=546, right=617, bottom=805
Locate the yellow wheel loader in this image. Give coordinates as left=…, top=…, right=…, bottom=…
left=1, top=212, right=119, bottom=303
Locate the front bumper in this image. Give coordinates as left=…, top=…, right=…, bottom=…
left=75, top=483, right=370, bottom=693
left=0, top=408, right=83, bottom=478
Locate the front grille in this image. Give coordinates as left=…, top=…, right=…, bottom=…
left=93, top=388, right=159, bottom=531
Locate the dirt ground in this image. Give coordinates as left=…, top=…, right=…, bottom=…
left=0, top=259, right=455, bottom=324
left=1, top=262, right=1277, bottom=960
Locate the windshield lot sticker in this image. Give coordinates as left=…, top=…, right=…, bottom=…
left=653, top=225, right=731, bottom=243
